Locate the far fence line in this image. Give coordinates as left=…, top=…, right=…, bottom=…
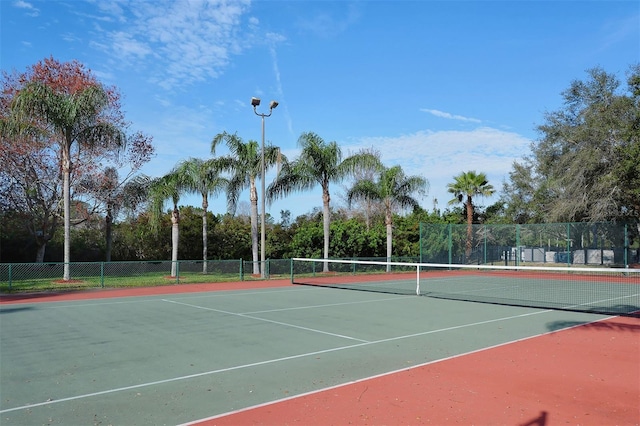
left=420, top=222, right=640, bottom=267
left=0, top=257, right=421, bottom=292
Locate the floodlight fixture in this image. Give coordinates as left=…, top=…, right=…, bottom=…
left=251, top=96, right=278, bottom=278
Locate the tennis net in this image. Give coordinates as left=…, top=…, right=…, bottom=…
left=291, top=258, right=640, bottom=316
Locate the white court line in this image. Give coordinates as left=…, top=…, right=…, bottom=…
left=162, top=298, right=371, bottom=343
left=0, top=307, right=565, bottom=415
left=241, top=295, right=414, bottom=315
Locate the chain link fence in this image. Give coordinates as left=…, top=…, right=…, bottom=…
left=4, top=222, right=638, bottom=293
left=420, top=222, right=640, bottom=267
left=0, top=259, right=294, bottom=292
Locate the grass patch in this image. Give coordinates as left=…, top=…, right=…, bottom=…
left=0, top=271, right=265, bottom=293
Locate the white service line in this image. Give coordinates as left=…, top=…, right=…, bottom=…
left=162, top=298, right=372, bottom=343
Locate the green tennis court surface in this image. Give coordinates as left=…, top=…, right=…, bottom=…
left=0, top=283, right=623, bottom=425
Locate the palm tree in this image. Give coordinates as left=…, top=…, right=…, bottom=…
left=268, top=132, right=380, bottom=271
left=211, top=132, right=282, bottom=275
left=347, top=146, right=382, bottom=231
left=347, top=165, right=428, bottom=271
left=173, top=158, right=228, bottom=273
left=148, top=173, right=183, bottom=278
left=10, top=80, right=125, bottom=280
left=447, top=171, right=495, bottom=259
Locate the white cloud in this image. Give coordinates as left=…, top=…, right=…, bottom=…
left=269, top=46, right=294, bottom=138
left=14, top=0, right=39, bottom=17
left=344, top=127, right=532, bottom=208
left=421, top=109, right=482, bottom=123
left=295, top=2, right=362, bottom=38
left=90, top=0, right=259, bottom=90
left=91, top=69, right=116, bottom=83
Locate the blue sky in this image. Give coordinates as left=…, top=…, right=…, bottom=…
left=2, top=0, right=639, bottom=220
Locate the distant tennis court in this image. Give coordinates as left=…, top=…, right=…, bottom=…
left=292, top=258, right=640, bottom=315
left=1, top=265, right=638, bottom=425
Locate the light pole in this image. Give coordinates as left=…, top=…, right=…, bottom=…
left=251, top=97, right=278, bottom=278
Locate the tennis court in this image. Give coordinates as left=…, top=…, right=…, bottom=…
left=1, top=262, right=638, bottom=425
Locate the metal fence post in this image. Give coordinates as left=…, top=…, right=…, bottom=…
left=483, top=225, right=487, bottom=265
left=624, top=223, right=629, bottom=268
left=447, top=223, right=452, bottom=266
left=516, top=224, right=520, bottom=267
left=419, top=223, right=423, bottom=263
left=566, top=223, right=571, bottom=266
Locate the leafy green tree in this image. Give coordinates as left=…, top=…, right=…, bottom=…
left=112, top=212, right=170, bottom=261
left=347, top=165, right=427, bottom=270
left=447, top=171, right=495, bottom=258
left=392, top=208, right=442, bottom=259
left=268, top=132, right=380, bottom=271
left=288, top=217, right=324, bottom=259
left=612, top=65, right=640, bottom=227
left=502, top=65, right=640, bottom=231
left=211, top=132, right=282, bottom=275
left=0, top=210, right=38, bottom=262
left=172, top=158, right=228, bottom=273
left=174, top=207, right=220, bottom=261
left=330, top=217, right=385, bottom=259
left=267, top=221, right=295, bottom=260
left=210, top=214, right=252, bottom=260
left=500, top=162, right=547, bottom=224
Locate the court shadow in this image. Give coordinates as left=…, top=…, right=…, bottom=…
left=519, top=411, right=548, bottom=426
left=547, top=320, right=640, bottom=333
left=0, top=306, right=35, bottom=314
left=0, top=290, right=90, bottom=303
left=587, top=305, right=640, bottom=318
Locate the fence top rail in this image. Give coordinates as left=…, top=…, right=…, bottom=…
left=0, top=259, right=247, bottom=266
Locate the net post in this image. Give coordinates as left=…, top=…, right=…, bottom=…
left=290, top=258, right=293, bottom=283
left=415, top=263, right=420, bottom=295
